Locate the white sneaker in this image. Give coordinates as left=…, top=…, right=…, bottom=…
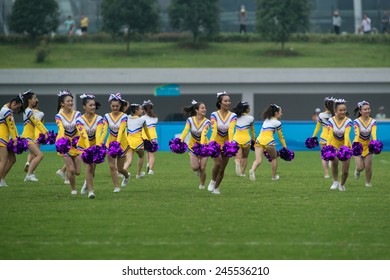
left=207, top=180, right=215, bottom=192
left=24, top=174, right=39, bottom=182
left=71, top=190, right=77, bottom=195
left=330, top=181, right=339, bottom=190
left=136, top=172, right=145, bottom=179
left=64, top=179, right=70, bottom=184
left=0, top=179, right=8, bottom=187
left=324, top=175, right=330, bottom=179
left=354, top=169, right=360, bottom=180
left=88, top=191, right=95, bottom=199
left=148, top=170, right=154, bottom=175
left=365, top=183, right=372, bottom=187
left=80, top=181, right=88, bottom=195
left=24, top=162, right=30, bottom=172
left=239, top=173, right=246, bottom=177
left=212, top=188, right=220, bottom=195
left=198, top=184, right=205, bottom=189
left=121, top=173, right=130, bottom=187
left=113, top=187, right=121, bottom=193
left=56, top=169, right=66, bottom=180
left=272, top=175, right=280, bottom=181
left=249, top=170, right=256, bottom=181
left=339, top=185, right=345, bottom=192
left=117, top=172, right=124, bottom=178
left=235, top=162, right=241, bottom=176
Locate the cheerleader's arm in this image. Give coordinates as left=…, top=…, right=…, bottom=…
left=250, top=123, right=256, bottom=140
left=277, top=128, right=287, bottom=148
left=100, top=120, right=109, bottom=145
left=6, top=115, right=19, bottom=140
left=353, top=123, right=360, bottom=143
left=180, top=122, right=190, bottom=141
left=312, top=121, right=321, bottom=138
left=55, top=116, right=65, bottom=139
left=228, top=118, right=237, bottom=142
left=344, top=126, right=351, bottom=147
left=117, top=118, right=127, bottom=142
left=31, top=115, right=48, bottom=134
left=371, top=124, right=377, bottom=140
left=95, top=121, right=104, bottom=146
left=76, top=121, right=90, bottom=149
left=201, top=123, right=210, bottom=144
left=143, top=123, right=151, bottom=141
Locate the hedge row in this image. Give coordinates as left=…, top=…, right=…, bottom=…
left=1, top=32, right=390, bottom=44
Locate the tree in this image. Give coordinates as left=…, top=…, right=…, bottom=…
left=101, top=0, right=159, bottom=53
left=9, top=0, right=59, bottom=40
left=256, top=0, right=310, bottom=50
left=168, top=0, right=219, bottom=43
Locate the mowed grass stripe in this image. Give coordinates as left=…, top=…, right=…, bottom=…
left=0, top=151, right=389, bottom=260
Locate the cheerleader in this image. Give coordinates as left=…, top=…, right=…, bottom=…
left=21, top=90, right=49, bottom=182
left=55, top=90, right=82, bottom=195
left=101, top=93, right=130, bottom=193
left=353, top=101, right=377, bottom=187
left=124, top=104, right=151, bottom=179
left=76, top=94, right=104, bottom=199
left=249, top=104, right=287, bottom=181
left=180, top=100, right=211, bottom=189
left=207, top=92, right=237, bottom=195
left=327, top=99, right=352, bottom=191
left=0, top=94, right=24, bottom=187
left=141, top=100, right=158, bottom=175
left=232, top=101, right=255, bottom=177
left=311, top=97, right=335, bottom=178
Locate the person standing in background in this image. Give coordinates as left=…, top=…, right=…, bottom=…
left=333, top=10, right=342, bottom=35
left=381, top=10, right=389, bottom=34
left=361, top=14, right=372, bottom=34
left=80, top=15, right=89, bottom=36
left=64, top=16, right=75, bottom=36
left=239, top=5, right=247, bottom=34
left=375, top=106, right=386, bottom=119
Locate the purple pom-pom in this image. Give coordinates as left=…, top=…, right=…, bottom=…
left=264, top=150, right=272, bottom=162
left=56, top=137, right=71, bottom=154
left=192, top=142, right=209, bottom=158
left=108, top=141, right=123, bottom=158
left=321, top=145, right=337, bottom=161
left=279, top=147, right=295, bottom=161
left=169, top=138, right=188, bottom=154
left=305, top=137, right=319, bottom=149
left=336, top=145, right=353, bottom=161
left=7, top=137, right=29, bottom=154
left=36, top=133, right=47, bottom=144
left=81, top=146, right=95, bottom=164
left=144, top=140, right=159, bottom=153
left=222, top=141, right=239, bottom=157
left=368, top=140, right=383, bottom=155
left=206, top=141, right=221, bottom=158
left=72, top=136, right=80, bottom=148
left=352, top=142, right=363, bottom=156
left=93, top=145, right=107, bottom=164
left=47, top=130, right=57, bottom=145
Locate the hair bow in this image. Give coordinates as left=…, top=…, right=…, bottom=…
left=131, top=103, right=140, bottom=107
left=216, top=91, right=227, bottom=98
left=57, top=90, right=71, bottom=97
left=191, top=100, right=198, bottom=105
left=271, top=103, right=281, bottom=109
left=241, top=101, right=249, bottom=106
left=108, top=93, right=122, bottom=102
left=18, top=93, right=24, bottom=102
left=142, top=100, right=153, bottom=106
left=80, top=94, right=95, bottom=99
left=21, top=89, right=32, bottom=96
left=357, top=100, right=369, bottom=108
left=335, top=98, right=346, bottom=104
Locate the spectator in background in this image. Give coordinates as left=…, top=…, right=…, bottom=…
left=312, top=108, right=321, bottom=121
left=333, top=10, right=342, bottom=35
left=64, top=16, right=75, bottom=36
left=361, top=14, right=372, bottom=34
left=80, top=15, right=89, bottom=36
left=239, top=5, right=247, bottom=34
left=381, top=10, right=389, bottom=34
left=375, top=106, right=386, bottom=119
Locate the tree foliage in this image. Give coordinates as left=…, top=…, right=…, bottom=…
left=9, top=0, right=59, bottom=40
left=256, top=0, right=310, bottom=50
left=168, top=0, right=219, bottom=43
left=101, top=0, right=159, bottom=52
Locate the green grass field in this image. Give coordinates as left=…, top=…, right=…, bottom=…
left=0, top=151, right=389, bottom=260
left=1, top=42, right=390, bottom=68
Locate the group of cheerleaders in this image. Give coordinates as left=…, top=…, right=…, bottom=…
left=0, top=91, right=379, bottom=197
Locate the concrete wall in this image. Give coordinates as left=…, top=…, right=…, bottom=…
left=1, top=68, right=390, bottom=123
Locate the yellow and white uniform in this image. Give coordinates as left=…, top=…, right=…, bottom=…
left=353, top=117, right=377, bottom=157
left=255, top=118, right=287, bottom=148
left=327, top=116, right=352, bottom=149
left=127, top=115, right=151, bottom=150
left=233, top=113, right=255, bottom=147
left=180, top=117, right=211, bottom=156
left=75, top=114, right=104, bottom=151
left=55, top=110, right=81, bottom=157
left=22, top=107, right=48, bottom=145
left=33, top=109, right=45, bottom=141
left=141, top=115, right=158, bottom=141
left=101, top=112, right=129, bottom=157
left=312, top=111, right=332, bottom=144
left=0, top=105, right=19, bottom=147
left=210, top=110, right=237, bottom=146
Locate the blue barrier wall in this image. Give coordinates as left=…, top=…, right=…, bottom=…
left=17, top=121, right=390, bottom=152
